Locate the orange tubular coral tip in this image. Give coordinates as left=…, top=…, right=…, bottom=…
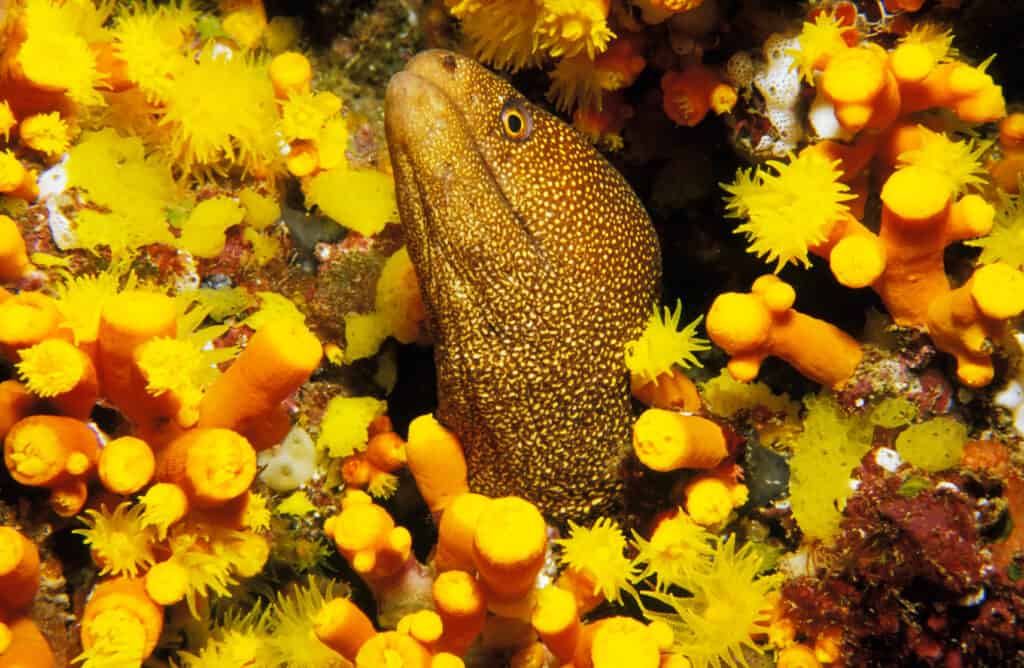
left=0, top=215, right=31, bottom=282
left=433, top=570, right=486, bottom=655
left=820, top=46, right=899, bottom=132
left=0, top=527, right=40, bottom=611
left=631, top=367, right=701, bottom=411
left=0, top=292, right=64, bottom=361
left=4, top=414, right=98, bottom=488
left=706, top=275, right=863, bottom=388
left=633, top=408, right=727, bottom=472
left=398, top=609, right=444, bottom=647
left=406, top=414, right=468, bottom=514
left=366, top=430, right=408, bottom=473
left=16, top=338, right=99, bottom=420
left=0, top=381, right=37, bottom=440
left=900, top=61, right=1005, bottom=123
left=143, top=560, right=189, bottom=606
left=889, top=42, right=936, bottom=84
left=0, top=615, right=55, bottom=668
left=875, top=178, right=993, bottom=327
left=472, top=496, right=547, bottom=602
left=97, top=291, right=178, bottom=429
left=80, top=577, right=163, bottom=665
left=435, top=492, right=491, bottom=573
left=574, top=617, right=662, bottom=668
left=684, top=472, right=748, bottom=526
left=98, top=436, right=155, bottom=495
left=325, top=495, right=412, bottom=580
left=926, top=263, right=1024, bottom=388
left=531, top=586, right=580, bottom=664
left=269, top=51, right=312, bottom=98
left=198, top=318, right=322, bottom=437
left=660, top=65, right=722, bottom=128
left=776, top=643, right=822, bottom=668
left=155, top=428, right=257, bottom=508
left=431, top=653, right=465, bottom=668
left=314, top=597, right=377, bottom=661
left=355, top=631, right=431, bottom=668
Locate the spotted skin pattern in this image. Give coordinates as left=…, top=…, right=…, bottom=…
left=385, top=50, right=661, bottom=522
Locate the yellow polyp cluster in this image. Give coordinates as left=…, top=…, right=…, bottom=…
left=555, top=517, right=638, bottom=605
left=631, top=511, right=714, bottom=591
left=791, top=10, right=850, bottom=83
left=624, top=300, right=709, bottom=387
left=74, top=503, right=157, bottom=577
left=895, top=126, right=988, bottom=196
left=968, top=187, right=1024, bottom=269
left=723, top=151, right=855, bottom=272
left=111, top=2, right=194, bottom=102
left=317, top=395, right=387, bottom=458
left=16, top=339, right=86, bottom=397
left=19, top=112, right=71, bottom=157
left=642, top=535, right=780, bottom=668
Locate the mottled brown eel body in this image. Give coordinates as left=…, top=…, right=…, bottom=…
left=384, top=50, right=661, bottom=522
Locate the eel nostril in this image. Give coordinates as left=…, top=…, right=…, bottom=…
left=441, top=53, right=457, bottom=72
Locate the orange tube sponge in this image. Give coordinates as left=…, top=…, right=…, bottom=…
left=435, top=492, right=491, bottom=573
left=155, top=428, right=257, bottom=509
left=0, top=615, right=55, bottom=668
left=16, top=338, right=99, bottom=419
left=143, top=560, right=189, bottom=606
left=366, top=430, right=407, bottom=473
left=899, top=60, right=1005, bottom=124
left=0, top=292, right=64, bottom=361
left=926, top=263, right=1024, bottom=387
left=989, top=112, right=1024, bottom=193
left=269, top=51, right=312, bottom=98
left=433, top=570, right=486, bottom=656
left=98, top=436, right=155, bottom=495
left=531, top=585, right=580, bottom=664
left=4, top=414, right=98, bottom=488
left=0, top=527, right=39, bottom=611
left=406, top=414, right=468, bottom=514
left=0, top=215, right=30, bottom=282
left=314, top=597, right=377, bottom=661
left=874, top=170, right=993, bottom=326
left=472, top=496, right=547, bottom=603
left=198, top=319, right=322, bottom=435
left=706, top=275, right=862, bottom=388
left=573, top=617, right=665, bottom=668
left=820, top=46, right=900, bottom=133
left=79, top=577, right=163, bottom=666
left=397, top=609, right=444, bottom=649
left=97, top=290, right=178, bottom=429
left=355, top=631, right=431, bottom=668
left=632, top=408, right=727, bottom=472
left=324, top=493, right=412, bottom=581
left=0, top=381, right=37, bottom=440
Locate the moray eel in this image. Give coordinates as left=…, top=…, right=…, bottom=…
left=385, top=50, right=661, bottom=522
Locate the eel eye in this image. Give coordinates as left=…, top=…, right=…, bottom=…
left=499, top=100, right=532, bottom=142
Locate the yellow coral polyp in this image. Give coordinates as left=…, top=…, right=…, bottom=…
left=723, top=151, right=854, bottom=272
left=74, top=502, right=157, bottom=577
left=791, top=10, right=849, bottom=83
left=19, top=112, right=71, bottom=157
left=112, top=10, right=188, bottom=103
left=536, top=0, right=613, bottom=60
left=16, top=339, right=86, bottom=397
left=159, top=45, right=280, bottom=175
left=625, top=300, right=709, bottom=386
left=17, top=0, right=111, bottom=107
left=555, top=517, right=637, bottom=604
left=895, top=126, right=988, bottom=197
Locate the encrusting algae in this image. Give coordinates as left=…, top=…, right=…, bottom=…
left=0, top=1, right=1023, bottom=667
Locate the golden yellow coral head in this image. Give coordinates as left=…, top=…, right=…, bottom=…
left=625, top=300, right=709, bottom=386
left=537, top=0, right=614, bottom=60
left=74, top=502, right=157, bottom=577
left=16, top=339, right=87, bottom=398
left=722, top=151, right=854, bottom=272
left=555, top=517, right=637, bottom=604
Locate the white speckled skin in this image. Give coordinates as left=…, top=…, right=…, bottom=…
left=385, top=50, right=661, bottom=522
